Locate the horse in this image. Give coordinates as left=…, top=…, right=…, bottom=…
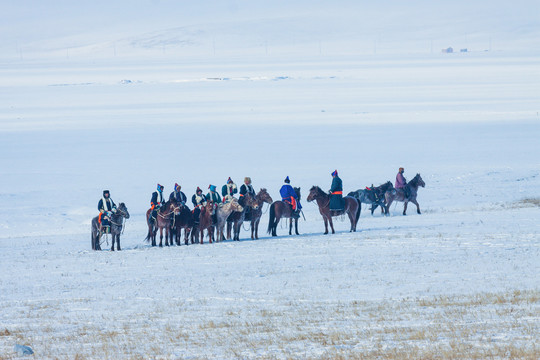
left=145, top=200, right=180, bottom=247
left=348, top=181, right=395, bottom=215
left=385, top=173, right=425, bottom=215
left=267, top=187, right=301, bottom=237
left=246, top=189, right=273, bottom=240
left=195, top=201, right=215, bottom=244
left=307, top=186, right=361, bottom=234
left=226, top=192, right=260, bottom=241
left=215, top=198, right=244, bottom=242
left=170, top=204, right=194, bottom=246
left=90, top=202, right=130, bottom=251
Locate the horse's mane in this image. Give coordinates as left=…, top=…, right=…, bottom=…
left=310, top=186, right=327, bottom=198
left=409, top=174, right=421, bottom=186
left=294, top=187, right=302, bottom=200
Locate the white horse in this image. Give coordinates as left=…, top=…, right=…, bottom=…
left=215, top=199, right=243, bottom=242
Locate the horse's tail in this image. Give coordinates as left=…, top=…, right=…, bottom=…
left=267, top=203, right=276, bottom=234
left=144, top=220, right=153, bottom=242
left=355, top=198, right=361, bottom=223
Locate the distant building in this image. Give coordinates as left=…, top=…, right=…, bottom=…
left=442, top=47, right=453, bottom=53
left=460, top=48, right=468, bottom=53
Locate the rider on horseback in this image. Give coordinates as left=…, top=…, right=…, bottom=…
left=191, top=187, right=206, bottom=224
left=98, top=190, right=116, bottom=228
left=149, top=184, right=164, bottom=225
left=329, top=170, right=345, bottom=213
left=280, top=176, right=301, bottom=218
left=169, top=183, right=187, bottom=207
left=395, top=167, right=411, bottom=199
left=221, top=177, right=237, bottom=203
left=239, top=177, right=255, bottom=206
left=239, top=177, right=256, bottom=217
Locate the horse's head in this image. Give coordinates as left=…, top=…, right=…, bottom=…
left=413, top=174, right=425, bottom=188
left=117, top=202, right=130, bottom=219
left=166, top=200, right=180, bottom=215
left=294, top=187, right=301, bottom=201
left=307, top=186, right=321, bottom=202
left=243, top=192, right=259, bottom=209
left=258, top=188, right=273, bottom=204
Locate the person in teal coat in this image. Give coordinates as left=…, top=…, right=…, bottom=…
left=329, top=170, right=344, bottom=211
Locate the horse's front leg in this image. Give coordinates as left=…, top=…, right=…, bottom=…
left=323, top=216, right=329, bottom=235
left=403, top=201, right=408, bottom=216
left=289, top=218, right=293, bottom=235
left=411, top=199, right=421, bottom=214
left=329, top=216, right=335, bottom=234
left=111, top=234, right=116, bottom=251
left=116, top=234, right=121, bottom=251
left=226, top=221, right=232, bottom=240
left=294, top=218, right=299, bottom=235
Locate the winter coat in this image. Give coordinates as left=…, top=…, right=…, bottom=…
left=329, top=176, right=345, bottom=211
left=240, top=184, right=255, bottom=196
left=192, top=193, right=206, bottom=208
left=98, top=197, right=116, bottom=213
left=280, top=183, right=302, bottom=210
left=222, top=183, right=238, bottom=197
left=395, top=172, right=407, bottom=189
left=151, top=191, right=164, bottom=209
left=169, top=190, right=187, bottom=205
left=206, top=191, right=222, bottom=204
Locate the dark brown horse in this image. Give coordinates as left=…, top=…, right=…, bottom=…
left=348, top=181, right=395, bottom=215
left=195, top=201, right=215, bottom=244
left=267, top=187, right=301, bottom=237
left=307, top=186, right=361, bottom=234
left=145, top=200, right=180, bottom=247
left=170, top=203, right=194, bottom=246
left=385, top=173, right=425, bottom=215
left=247, top=189, right=273, bottom=240
left=91, top=202, right=130, bottom=251
left=226, top=192, right=258, bottom=241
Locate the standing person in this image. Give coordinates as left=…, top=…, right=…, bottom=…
left=191, top=187, right=206, bottom=224
left=279, top=176, right=301, bottom=217
left=149, top=184, right=165, bottom=225
left=239, top=177, right=256, bottom=207
left=169, top=183, right=187, bottom=206
left=329, top=170, right=344, bottom=212
left=395, top=167, right=410, bottom=198
left=221, top=177, right=237, bottom=203
left=98, top=190, right=117, bottom=227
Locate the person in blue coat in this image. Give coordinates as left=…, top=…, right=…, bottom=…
left=329, top=170, right=344, bottom=212
left=279, top=176, right=301, bottom=217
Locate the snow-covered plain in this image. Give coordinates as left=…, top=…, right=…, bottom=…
left=1, top=1, right=540, bottom=358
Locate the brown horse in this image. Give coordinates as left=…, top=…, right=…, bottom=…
left=307, top=186, right=361, bottom=234
left=195, top=201, right=215, bottom=244
left=170, top=204, right=194, bottom=246
left=247, top=189, right=273, bottom=240
left=385, top=173, right=425, bottom=215
left=227, top=189, right=272, bottom=241
left=267, top=187, right=301, bottom=237
left=91, top=202, right=130, bottom=251
left=145, top=200, right=180, bottom=247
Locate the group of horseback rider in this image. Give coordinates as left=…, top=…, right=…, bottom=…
left=97, top=167, right=410, bottom=227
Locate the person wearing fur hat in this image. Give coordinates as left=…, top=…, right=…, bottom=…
left=395, top=167, right=410, bottom=199
left=221, top=177, right=238, bottom=203
left=169, top=183, right=187, bottom=206
left=329, top=170, right=345, bottom=212
left=149, top=184, right=164, bottom=225
left=239, top=177, right=256, bottom=207
left=280, top=176, right=302, bottom=217
left=191, top=187, right=206, bottom=224
left=98, top=190, right=117, bottom=227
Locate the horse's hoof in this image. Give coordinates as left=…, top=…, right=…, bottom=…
left=324, top=232, right=328, bottom=235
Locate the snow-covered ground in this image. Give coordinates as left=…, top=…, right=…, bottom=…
left=1, top=1, right=539, bottom=358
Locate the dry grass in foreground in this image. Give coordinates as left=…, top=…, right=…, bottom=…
left=0, top=289, right=538, bottom=359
